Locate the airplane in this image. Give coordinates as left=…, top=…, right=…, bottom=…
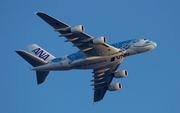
left=15, top=12, right=157, bottom=103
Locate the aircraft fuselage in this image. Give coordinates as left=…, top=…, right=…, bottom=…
left=31, top=39, right=156, bottom=71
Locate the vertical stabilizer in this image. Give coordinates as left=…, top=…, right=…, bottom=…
left=27, top=44, right=55, bottom=61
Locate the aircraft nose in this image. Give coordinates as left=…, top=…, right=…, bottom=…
left=145, top=41, right=157, bottom=51
left=150, top=41, right=157, bottom=48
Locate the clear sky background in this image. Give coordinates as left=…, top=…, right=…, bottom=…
left=1, top=0, right=180, bottom=113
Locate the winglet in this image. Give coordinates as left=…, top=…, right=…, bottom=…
left=34, top=12, right=38, bottom=15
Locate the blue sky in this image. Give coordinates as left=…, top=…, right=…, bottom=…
left=1, top=0, right=180, bottom=113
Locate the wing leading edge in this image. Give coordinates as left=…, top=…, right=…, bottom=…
left=35, top=12, right=120, bottom=57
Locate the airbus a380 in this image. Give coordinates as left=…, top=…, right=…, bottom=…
left=16, top=12, right=157, bottom=103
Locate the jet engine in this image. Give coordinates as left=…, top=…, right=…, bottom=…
left=114, top=70, right=128, bottom=78
left=92, top=36, right=106, bottom=45
left=108, top=83, right=122, bottom=91
left=70, top=25, right=84, bottom=33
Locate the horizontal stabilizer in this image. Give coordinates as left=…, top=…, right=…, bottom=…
left=36, top=71, right=49, bottom=84
left=15, top=50, right=47, bottom=67
left=16, top=50, right=50, bottom=84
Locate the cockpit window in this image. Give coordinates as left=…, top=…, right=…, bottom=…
left=144, top=39, right=147, bottom=40
left=145, top=41, right=150, bottom=44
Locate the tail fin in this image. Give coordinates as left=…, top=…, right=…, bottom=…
left=27, top=44, right=55, bottom=62
left=16, top=50, right=49, bottom=84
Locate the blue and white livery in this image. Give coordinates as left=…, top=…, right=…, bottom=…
left=16, top=12, right=157, bottom=103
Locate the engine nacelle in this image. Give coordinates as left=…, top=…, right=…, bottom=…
left=114, top=70, right=128, bottom=78
left=92, top=36, right=106, bottom=45
left=108, top=83, right=122, bottom=91
left=70, top=25, right=84, bottom=34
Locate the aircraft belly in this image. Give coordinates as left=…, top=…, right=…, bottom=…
left=71, top=54, right=123, bottom=69
left=71, top=57, right=109, bottom=69
left=73, top=61, right=108, bottom=69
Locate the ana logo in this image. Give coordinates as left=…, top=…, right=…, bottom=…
left=31, top=48, right=49, bottom=61
left=110, top=53, right=129, bottom=62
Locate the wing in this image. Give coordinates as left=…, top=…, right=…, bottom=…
left=35, top=12, right=120, bottom=57
left=91, top=63, right=121, bottom=103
